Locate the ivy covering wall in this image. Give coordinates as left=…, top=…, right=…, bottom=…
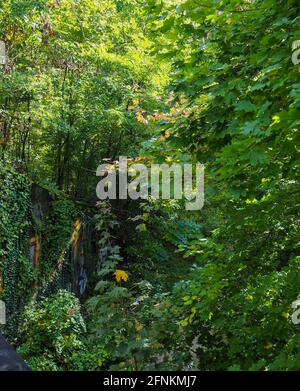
left=0, top=161, right=87, bottom=341
left=0, top=159, right=31, bottom=339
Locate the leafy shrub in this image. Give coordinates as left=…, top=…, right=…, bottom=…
left=18, top=290, right=86, bottom=370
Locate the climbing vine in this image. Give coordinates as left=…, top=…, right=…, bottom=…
left=0, top=159, right=31, bottom=339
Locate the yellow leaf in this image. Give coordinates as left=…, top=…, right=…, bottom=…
left=114, top=269, right=128, bottom=283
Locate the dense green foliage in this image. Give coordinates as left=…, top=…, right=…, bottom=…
left=0, top=159, right=31, bottom=337
left=17, top=290, right=86, bottom=370
left=0, top=0, right=299, bottom=372
left=0, top=0, right=168, bottom=194
left=143, top=0, right=300, bottom=370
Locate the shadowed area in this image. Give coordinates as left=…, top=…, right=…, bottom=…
left=0, top=334, right=30, bottom=371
